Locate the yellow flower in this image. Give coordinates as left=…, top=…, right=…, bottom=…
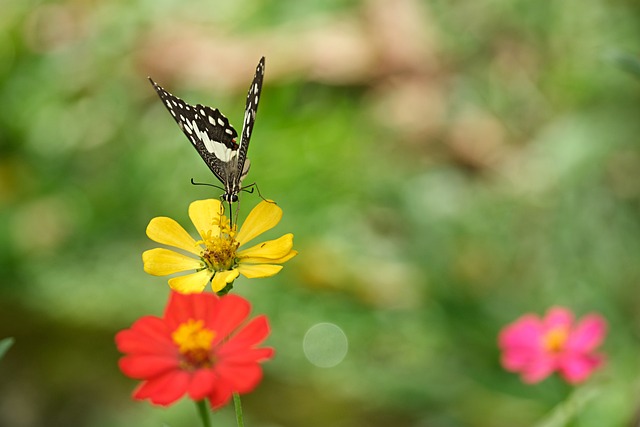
left=142, top=199, right=297, bottom=294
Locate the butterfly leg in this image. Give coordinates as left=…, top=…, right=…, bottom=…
left=241, top=182, right=276, bottom=204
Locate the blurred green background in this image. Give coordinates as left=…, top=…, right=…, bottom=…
left=2, top=0, right=640, bottom=426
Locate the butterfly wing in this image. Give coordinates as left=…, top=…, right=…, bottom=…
left=233, top=57, right=265, bottom=189
left=149, top=78, right=239, bottom=185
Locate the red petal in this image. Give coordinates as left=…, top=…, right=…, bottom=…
left=210, top=295, right=251, bottom=343
left=220, top=347, right=275, bottom=364
left=165, top=292, right=194, bottom=327
left=165, top=292, right=220, bottom=329
left=133, top=370, right=190, bottom=406
left=218, top=315, right=270, bottom=355
left=130, top=316, right=170, bottom=338
left=116, top=331, right=175, bottom=355
left=207, top=381, right=233, bottom=409
left=191, top=292, right=216, bottom=325
left=188, top=368, right=217, bottom=401
left=119, top=354, right=178, bottom=379
left=116, top=316, right=172, bottom=351
left=216, top=363, right=263, bottom=393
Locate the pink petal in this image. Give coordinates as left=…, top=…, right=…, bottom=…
left=501, top=346, right=544, bottom=372
left=133, top=370, right=190, bottom=406
left=558, top=353, right=604, bottom=384
left=565, top=314, right=607, bottom=352
left=498, top=315, right=544, bottom=350
left=544, top=307, right=574, bottom=329
left=520, top=356, right=556, bottom=384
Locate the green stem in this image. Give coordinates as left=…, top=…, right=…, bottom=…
left=195, top=399, right=213, bottom=427
left=233, top=393, right=244, bottom=427
left=533, top=384, right=600, bottom=427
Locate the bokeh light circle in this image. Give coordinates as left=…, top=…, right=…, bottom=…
left=302, top=322, right=348, bottom=368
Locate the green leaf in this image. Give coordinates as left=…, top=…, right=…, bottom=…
left=608, top=51, right=640, bottom=79
left=0, top=337, right=14, bottom=361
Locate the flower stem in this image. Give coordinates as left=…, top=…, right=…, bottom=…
left=195, top=399, right=213, bottom=427
left=233, top=393, right=244, bottom=427
left=533, top=384, right=600, bottom=427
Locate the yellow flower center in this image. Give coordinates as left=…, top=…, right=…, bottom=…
left=542, top=326, right=569, bottom=353
left=172, top=319, right=216, bottom=368
left=198, top=217, right=239, bottom=272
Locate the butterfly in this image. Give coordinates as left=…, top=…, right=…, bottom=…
left=149, top=57, right=265, bottom=203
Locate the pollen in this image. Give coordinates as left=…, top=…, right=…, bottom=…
left=200, top=221, right=239, bottom=272
left=542, top=326, right=569, bottom=353
left=172, top=319, right=216, bottom=368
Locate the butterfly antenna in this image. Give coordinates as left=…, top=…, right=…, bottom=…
left=190, top=178, right=226, bottom=192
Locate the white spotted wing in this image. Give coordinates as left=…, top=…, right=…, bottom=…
left=149, top=57, right=265, bottom=202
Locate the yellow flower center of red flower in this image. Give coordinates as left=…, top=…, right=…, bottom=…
left=172, top=319, right=216, bottom=368
left=199, top=218, right=239, bottom=272
left=542, top=326, right=569, bottom=353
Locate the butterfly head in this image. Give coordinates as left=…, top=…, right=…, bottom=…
left=222, top=193, right=239, bottom=203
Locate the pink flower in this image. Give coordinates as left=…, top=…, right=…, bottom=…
left=498, top=306, right=607, bottom=384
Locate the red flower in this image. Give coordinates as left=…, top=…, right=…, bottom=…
left=498, top=306, right=607, bottom=384
left=115, top=291, right=274, bottom=408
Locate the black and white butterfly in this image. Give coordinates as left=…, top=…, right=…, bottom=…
left=149, top=57, right=265, bottom=203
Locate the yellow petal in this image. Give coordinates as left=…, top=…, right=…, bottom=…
left=235, top=201, right=282, bottom=246
left=168, top=269, right=213, bottom=294
left=189, top=199, right=223, bottom=240
left=237, top=233, right=293, bottom=260
left=210, top=269, right=240, bottom=292
left=143, top=248, right=204, bottom=276
left=237, top=263, right=283, bottom=279
left=240, top=250, right=298, bottom=265
left=146, top=217, right=201, bottom=256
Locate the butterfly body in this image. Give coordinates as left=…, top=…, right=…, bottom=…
left=149, top=57, right=265, bottom=203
